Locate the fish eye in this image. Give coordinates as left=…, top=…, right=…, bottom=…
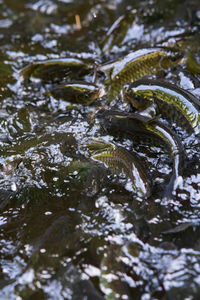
left=171, top=52, right=183, bottom=61
left=170, top=56, right=178, bottom=62
left=133, top=93, right=141, bottom=102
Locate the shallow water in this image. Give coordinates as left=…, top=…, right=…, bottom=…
left=0, top=0, right=200, bottom=299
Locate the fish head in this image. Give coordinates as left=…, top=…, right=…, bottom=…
left=96, top=109, right=119, bottom=133
left=122, top=84, right=152, bottom=110
left=160, top=51, right=184, bottom=69
left=96, top=109, right=135, bottom=136
left=50, top=82, right=104, bottom=104
left=96, top=109, right=149, bottom=137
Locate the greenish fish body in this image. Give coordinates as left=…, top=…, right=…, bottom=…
left=187, top=51, right=200, bottom=75
left=92, top=143, right=151, bottom=198
left=100, top=10, right=136, bottom=53
left=122, top=79, right=200, bottom=134
left=50, top=81, right=105, bottom=105
left=97, top=109, right=183, bottom=153
left=97, top=110, right=184, bottom=198
left=87, top=140, right=114, bottom=155
left=99, top=48, right=183, bottom=98
left=20, top=58, right=91, bottom=82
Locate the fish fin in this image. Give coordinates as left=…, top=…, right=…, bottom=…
left=146, top=114, right=161, bottom=123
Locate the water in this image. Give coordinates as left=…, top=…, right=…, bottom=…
left=0, top=0, right=200, bottom=299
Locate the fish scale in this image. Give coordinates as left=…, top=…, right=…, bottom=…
left=122, top=79, right=200, bottom=134
left=100, top=49, right=182, bottom=99
left=96, top=109, right=185, bottom=199
left=93, top=145, right=151, bottom=198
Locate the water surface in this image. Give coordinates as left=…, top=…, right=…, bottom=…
left=0, top=0, right=200, bottom=299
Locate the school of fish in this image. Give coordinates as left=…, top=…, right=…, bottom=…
left=20, top=44, right=200, bottom=200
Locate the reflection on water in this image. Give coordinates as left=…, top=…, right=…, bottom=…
left=0, top=0, right=200, bottom=299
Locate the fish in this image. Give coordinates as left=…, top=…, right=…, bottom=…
left=49, top=81, right=105, bottom=105
left=186, top=50, right=200, bottom=75
left=176, top=33, right=200, bottom=75
left=96, top=109, right=185, bottom=199
left=100, top=10, right=136, bottom=53
left=99, top=48, right=183, bottom=98
left=87, top=140, right=114, bottom=155
left=92, top=142, right=152, bottom=198
left=122, top=79, right=200, bottom=135
left=20, top=58, right=92, bottom=82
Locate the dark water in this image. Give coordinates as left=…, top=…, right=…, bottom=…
left=0, top=0, right=200, bottom=299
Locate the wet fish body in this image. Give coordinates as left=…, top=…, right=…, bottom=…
left=99, top=48, right=183, bottom=98
left=50, top=82, right=105, bottom=105
left=123, top=79, right=200, bottom=134
left=97, top=109, right=183, bottom=154
left=20, top=58, right=91, bottom=82
left=100, top=10, right=136, bottom=53
left=93, top=143, right=151, bottom=198
left=97, top=110, right=185, bottom=198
